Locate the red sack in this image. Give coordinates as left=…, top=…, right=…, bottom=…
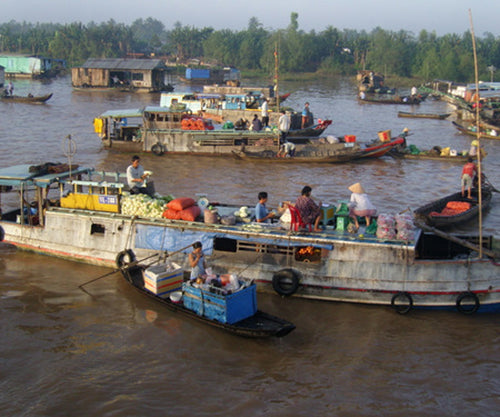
left=166, top=197, right=196, bottom=211
left=180, top=205, right=201, bottom=222
left=162, top=208, right=181, bottom=220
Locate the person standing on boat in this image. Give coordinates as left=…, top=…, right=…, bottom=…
left=301, top=102, right=312, bottom=128
left=348, top=182, right=377, bottom=230
left=295, top=186, right=322, bottom=232
left=255, top=191, right=276, bottom=223
left=260, top=98, right=269, bottom=127
left=189, top=241, right=207, bottom=281
left=126, top=155, right=152, bottom=196
left=461, top=157, right=477, bottom=199
left=278, top=110, right=290, bottom=143
left=8, top=81, right=14, bottom=96
left=411, top=86, right=418, bottom=97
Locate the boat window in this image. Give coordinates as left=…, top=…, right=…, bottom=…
left=132, top=73, right=144, bottom=81
left=90, top=223, right=106, bottom=235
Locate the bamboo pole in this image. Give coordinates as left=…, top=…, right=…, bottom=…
left=468, top=9, right=483, bottom=259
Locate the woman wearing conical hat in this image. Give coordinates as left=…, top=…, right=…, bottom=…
left=348, top=183, right=377, bottom=230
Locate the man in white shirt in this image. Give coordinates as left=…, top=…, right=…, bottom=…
left=126, top=155, right=152, bottom=196
left=260, top=98, right=269, bottom=127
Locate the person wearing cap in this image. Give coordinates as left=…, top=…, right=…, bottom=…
left=348, top=183, right=377, bottom=230
left=469, top=139, right=481, bottom=157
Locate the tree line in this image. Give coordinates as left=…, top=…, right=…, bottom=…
left=1, top=13, right=499, bottom=83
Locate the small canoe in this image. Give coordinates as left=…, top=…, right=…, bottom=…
left=118, top=252, right=296, bottom=338
left=398, top=111, right=450, bottom=119
left=1, top=93, right=53, bottom=103
left=414, top=188, right=492, bottom=228
left=359, top=95, right=421, bottom=105
left=452, top=121, right=500, bottom=140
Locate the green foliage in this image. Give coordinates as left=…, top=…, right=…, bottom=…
left=1, top=14, right=500, bottom=83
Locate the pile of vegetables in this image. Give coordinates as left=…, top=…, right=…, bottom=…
left=120, top=193, right=174, bottom=219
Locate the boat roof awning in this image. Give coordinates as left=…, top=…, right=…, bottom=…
left=99, top=108, right=144, bottom=118
left=0, top=164, right=93, bottom=188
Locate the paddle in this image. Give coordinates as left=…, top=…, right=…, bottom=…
left=482, top=174, right=499, bottom=193
left=78, top=243, right=196, bottom=293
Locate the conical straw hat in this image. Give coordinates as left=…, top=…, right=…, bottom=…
left=348, top=182, right=365, bottom=194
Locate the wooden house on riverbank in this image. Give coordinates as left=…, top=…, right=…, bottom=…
left=72, top=58, right=172, bottom=93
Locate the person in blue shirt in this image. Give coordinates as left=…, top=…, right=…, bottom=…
left=301, top=102, right=312, bottom=128
left=255, top=191, right=276, bottom=223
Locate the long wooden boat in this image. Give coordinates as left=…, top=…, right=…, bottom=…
left=1, top=163, right=499, bottom=314
left=389, top=145, right=477, bottom=162
left=232, top=137, right=405, bottom=163
left=1, top=93, right=52, bottom=103
left=94, top=106, right=335, bottom=155
left=414, top=187, right=492, bottom=228
left=118, top=255, right=295, bottom=338
left=359, top=94, right=421, bottom=105
left=397, top=111, right=450, bottom=119
left=452, top=121, right=500, bottom=140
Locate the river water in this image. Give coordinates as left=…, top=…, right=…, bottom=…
left=0, top=76, right=499, bottom=416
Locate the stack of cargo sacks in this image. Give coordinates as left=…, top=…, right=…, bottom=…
left=162, top=197, right=201, bottom=221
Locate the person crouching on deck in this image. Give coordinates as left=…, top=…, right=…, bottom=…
left=348, top=182, right=377, bottom=230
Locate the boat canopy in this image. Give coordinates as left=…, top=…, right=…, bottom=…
left=0, top=164, right=93, bottom=189
left=98, top=108, right=144, bottom=119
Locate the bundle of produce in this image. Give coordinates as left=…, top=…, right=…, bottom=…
left=376, top=213, right=396, bottom=239
left=430, top=201, right=471, bottom=217
left=181, top=116, right=214, bottom=131
left=121, top=193, right=173, bottom=218
left=395, top=212, right=415, bottom=241
left=163, top=197, right=201, bottom=221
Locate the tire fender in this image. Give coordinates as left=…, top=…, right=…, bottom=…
left=115, top=249, right=136, bottom=268
left=272, top=268, right=300, bottom=296
left=391, top=292, right=413, bottom=314
left=151, top=143, right=164, bottom=156
left=456, top=292, right=480, bottom=315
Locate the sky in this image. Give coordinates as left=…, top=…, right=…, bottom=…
left=1, top=0, right=499, bottom=37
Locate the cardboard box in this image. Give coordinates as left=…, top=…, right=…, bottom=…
left=182, top=282, right=257, bottom=324
left=143, top=263, right=183, bottom=298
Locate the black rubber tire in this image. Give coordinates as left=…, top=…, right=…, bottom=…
left=272, top=268, right=300, bottom=296
left=391, top=292, right=413, bottom=314
left=151, top=143, right=164, bottom=156
left=456, top=292, right=480, bottom=315
left=115, top=249, right=136, bottom=268
left=0, top=225, right=4, bottom=242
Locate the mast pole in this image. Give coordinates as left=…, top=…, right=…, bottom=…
left=469, top=9, right=483, bottom=258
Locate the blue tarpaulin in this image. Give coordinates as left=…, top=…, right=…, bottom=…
left=135, top=225, right=334, bottom=253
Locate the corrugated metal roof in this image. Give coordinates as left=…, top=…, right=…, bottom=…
left=79, top=58, right=167, bottom=71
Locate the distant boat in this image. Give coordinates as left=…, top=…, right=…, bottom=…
left=1, top=93, right=53, bottom=103
left=452, top=121, right=500, bottom=140
left=398, top=111, right=450, bottom=119
left=359, top=94, right=421, bottom=105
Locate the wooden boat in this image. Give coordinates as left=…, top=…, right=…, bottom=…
left=95, top=106, right=334, bottom=155
left=1, top=162, right=499, bottom=314
left=232, top=136, right=405, bottom=163
left=1, top=93, right=53, bottom=103
left=287, top=120, right=333, bottom=138
left=398, top=111, right=450, bottom=119
left=388, top=143, right=481, bottom=162
left=414, top=187, right=492, bottom=228
left=452, top=121, right=500, bottom=140
left=118, top=253, right=296, bottom=338
left=359, top=94, right=421, bottom=105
